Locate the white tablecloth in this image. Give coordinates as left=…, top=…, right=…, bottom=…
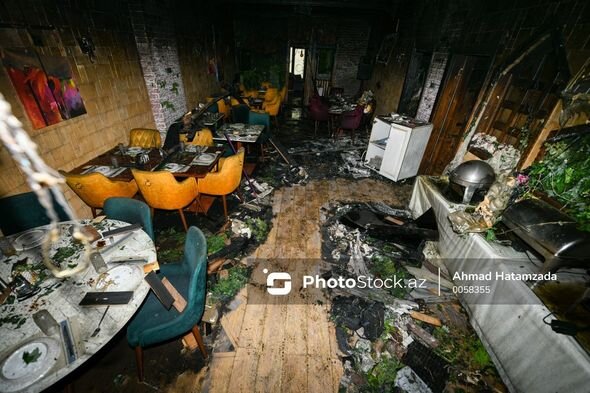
left=409, top=176, right=590, bottom=393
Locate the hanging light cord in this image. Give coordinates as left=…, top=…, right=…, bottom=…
left=0, top=93, right=91, bottom=277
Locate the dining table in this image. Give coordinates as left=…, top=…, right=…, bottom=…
left=70, top=145, right=224, bottom=182
left=0, top=219, right=156, bottom=392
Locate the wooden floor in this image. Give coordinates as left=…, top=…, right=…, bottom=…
left=203, top=178, right=410, bottom=393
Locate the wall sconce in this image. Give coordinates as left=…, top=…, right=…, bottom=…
left=78, top=35, right=96, bottom=63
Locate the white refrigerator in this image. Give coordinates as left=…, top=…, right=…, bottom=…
left=364, top=114, right=433, bottom=181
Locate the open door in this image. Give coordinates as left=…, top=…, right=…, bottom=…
left=419, top=55, right=490, bottom=175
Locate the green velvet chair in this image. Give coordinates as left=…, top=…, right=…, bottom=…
left=0, top=192, right=70, bottom=235
left=126, top=226, right=208, bottom=381
left=103, top=197, right=154, bottom=241
left=231, top=104, right=250, bottom=123
left=248, top=110, right=270, bottom=130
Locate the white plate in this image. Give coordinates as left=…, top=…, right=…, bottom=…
left=13, top=229, right=46, bottom=251
left=95, top=265, right=142, bottom=292
left=126, top=147, right=144, bottom=155
left=230, top=123, right=245, bottom=129
left=0, top=337, right=60, bottom=392
left=192, top=153, right=217, bottom=165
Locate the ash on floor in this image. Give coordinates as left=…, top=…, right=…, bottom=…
left=320, top=202, right=507, bottom=393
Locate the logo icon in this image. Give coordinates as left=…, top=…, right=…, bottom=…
left=263, top=268, right=292, bottom=295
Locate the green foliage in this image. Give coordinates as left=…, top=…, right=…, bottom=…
left=207, top=233, right=228, bottom=255
left=369, top=254, right=408, bottom=298
left=160, top=100, right=175, bottom=111
left=22, top=348, right=41, bottom=364
left=171, top=82, right=179, bottom=95
left=363, top=357, right=404, bottom=392
left=245, top=218, right=269, bottom=243
left=242, top=69, right=262, bottom=89
left=485, top=228, right=496, bottom=242
left=526, top=134, right=590, bottom=231
left=210, top=265, right=250, bottom=302
left=156, top=228, right=185, bottom=263
left=433, top=327, right=492, bottom=370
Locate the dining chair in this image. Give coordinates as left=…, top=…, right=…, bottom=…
left=309, top=97, right=330, bottom=136
left=197, top=149, right=244, bottom=218
left=63, top=172, right=139, bottom=218
left=129, top=128, right=162, bottom=148
left=103, top=197, right=154, bottom=241
left=131, top=170, right=198, bottom=231
left=127, top=226, right=207, bottom=381
left=0, top=192, right=70, bottom=235
left=335, top=106, right=364, bottom=142
left=188, top=128, right=214, bottom=147
left=207, top=97, right=229, bottom=120
left=231, top=104, right=250, bottom=124
left=248, top=110, right=271, bottom=130
left=261, top=89, right=281, bottom=129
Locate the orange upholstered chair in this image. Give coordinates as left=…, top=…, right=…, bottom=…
left=129, top=128, right=162, bottom=148
left=260, top=81, right=272, bottom=89
left=261, top=88, right=281, bottom=128
left=207, top=97, right=230, bottom=119
left=63, top=172, right=138, bottom=217
left=197, top=149, right=244, bottom=218
left=189, top=128, right=214, bottom=147
left=132, top=170, right=198, bottom=231
left=278, top=85, right=287, bottom=105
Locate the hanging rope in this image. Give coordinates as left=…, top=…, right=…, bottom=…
left=0, top=93, right=91, bottom=277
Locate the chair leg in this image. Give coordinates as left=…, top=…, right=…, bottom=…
left=314, top=120, right=318, bottom=136
left=178, top=209, right=188, bottom=231
left=91, top=207, right=97, bottom=218
left=221, top=195, right=228, bottom=218
left=192, top=325, right=208, bottom=359
left=134, top=346, right=144, bottom=382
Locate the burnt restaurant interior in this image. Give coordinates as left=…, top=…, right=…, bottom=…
left=0, top=0, right=589, bottom=392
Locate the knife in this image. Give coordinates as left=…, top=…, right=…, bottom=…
left=109, top=257, right=148, bottom=264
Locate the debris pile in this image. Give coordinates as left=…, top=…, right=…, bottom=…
left=320, top=202, right=506, bottom=393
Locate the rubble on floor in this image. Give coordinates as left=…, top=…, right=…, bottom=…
left=320, top=202, right=506, bottom=393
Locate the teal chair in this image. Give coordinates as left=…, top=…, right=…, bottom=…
left=103, top=197, right=154, bottom=241
left=127, top=226, right=208, bottom=381
left=207, top=102, right=219, bottom=113
left=231, top=104, right=249, bottom=123
left=248, top=111, right=271, bottom=150
left=248, top=110, right=270, bottom=130
left=0, top=192, right=70, bottom=235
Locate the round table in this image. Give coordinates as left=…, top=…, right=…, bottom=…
left=0, top=219, right=156, bottom=392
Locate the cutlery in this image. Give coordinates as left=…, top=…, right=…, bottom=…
left=90, top=306, right=110, bottom=337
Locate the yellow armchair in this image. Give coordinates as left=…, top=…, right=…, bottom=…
left=278, top=85, right=287, bottom=104
left=197, top=149, right=244, bottom=218
left=264, top=88, right=278, bottom=102
left=261, top=81, right=272, bottom=89
left=207, top=97, right=230, bottom=119
left=132, top=170, right=198, bottom=231
left=129, top=128, right=162, bottom=148
left=189, top=128, right=214, bottom=146
left=63, top=172, right=138, bottom=217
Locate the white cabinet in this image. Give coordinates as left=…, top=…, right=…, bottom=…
left=365, top=115, right=433, bottom=182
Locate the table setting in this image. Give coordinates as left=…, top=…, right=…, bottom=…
left=216, top=123, right=264, bottom=143
left=0, top=219, right=156, bottom=392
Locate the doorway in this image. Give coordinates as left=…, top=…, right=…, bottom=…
left=289, top=47, right=306, bottom=98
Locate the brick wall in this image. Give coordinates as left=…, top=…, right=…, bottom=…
left=0, top=0, right=155, bottom=218
left=129, top=0, right=187, bottom=138
left=415, top=52, right=449, bottom=121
